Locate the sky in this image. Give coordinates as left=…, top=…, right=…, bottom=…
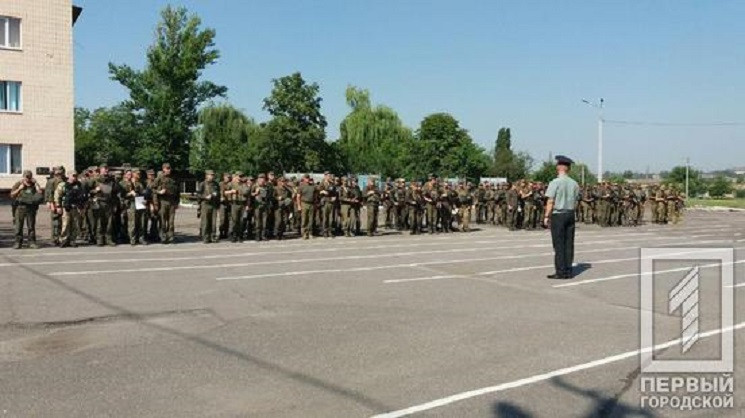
left=72, top=0, right=745, bottom=174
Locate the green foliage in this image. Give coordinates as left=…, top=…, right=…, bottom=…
left=708, top=175, right=733, bottom=198
left=664, top=165, right=705, bottom=196
left=622, top=170, right=634, bottom=179
left=490, top=127, right=533, bottom=180
left=74, top=106, right=137, bottom=170
left=407, top=113, right=488, bottom=180
left=337, top=86, right=413, bottom=177
left=189, top=104, right=261, bottom=175
left=531, top=160, right=596, bottom=185
left=260, top=72, right=329, bottom=173
left=108, top=5, right=226, bottom=170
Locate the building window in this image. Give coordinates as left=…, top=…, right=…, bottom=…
left=0, top=144, right=22, bottom=174
left=0, top=16, right=21, bottom=49
left=0, top=81, right=21, bottom=112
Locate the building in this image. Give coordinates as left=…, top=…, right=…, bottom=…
left=0, top=0, right=80, bottom=190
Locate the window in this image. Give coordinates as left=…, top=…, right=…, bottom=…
left=0, top=81, right=21, bottom=111
left=0, top=144, right=22, bottom=174
left=0, top=16, right=21, bottom=49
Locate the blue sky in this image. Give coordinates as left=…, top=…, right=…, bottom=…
left=73, top=0, right=745, bottom=173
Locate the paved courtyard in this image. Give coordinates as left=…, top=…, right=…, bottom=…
left=1, top=205, right=743, bottom=417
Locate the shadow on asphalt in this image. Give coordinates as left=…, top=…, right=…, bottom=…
left=1, top=255, right=393, bottom=414
left=572, top=262, right=593, bottom=278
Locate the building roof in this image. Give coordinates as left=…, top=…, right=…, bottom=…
left=72, top=6, right=82, bottom=26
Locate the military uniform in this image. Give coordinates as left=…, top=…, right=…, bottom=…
left=153, top=165, right=179, bottom=243
left=456, top=184, right=473, bottom=232
left=44, top=167, right=65, bottom=245
left=10, top=171, right=43, bottom=249
left=196, top=171, right=220, bottom=243
left=274, top=179, right=294, bottom=240
left=54, top=171, right=87, bottom=247
left=298, top=178, right=317, bottom=239
left=364, top=182, right=380, bottom=236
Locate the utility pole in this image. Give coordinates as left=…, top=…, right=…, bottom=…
left=582, top=98, right=604, bottom=182
left=685, top=157, right=690, bottom=197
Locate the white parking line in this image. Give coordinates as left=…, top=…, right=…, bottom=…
left=370, top=321, right=745, bottom=418
left=0, top=232, right=665, bottom=268
left=46, top=234, right=717, bottom=277
left=218, top=238, right=726, bottom=282
left=554, top=251, right=745, bottom=288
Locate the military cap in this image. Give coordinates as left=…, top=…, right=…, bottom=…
left=146, top=169, right=155, bottom=175
left=246, top=175, right=254, bottom=181
left=555, top=155, right=574, bottom=166
left=87, top=166, right=97, bottom=172
left=205, top=170, right=215, bottom=175
left=258, top=173, right=266, bottom=179
left=68, top=170, right=79, bottom=176
left=303, top=174, right=310, bottom=179
left=99, top=163, right=109, bottom=169
left=267, top=171, right=275, bottom=176
left=234, top=171, right=244, bottom=177
left=162, top=163, right=172, bottom=169
left=23, top=170, right=33, bottom=178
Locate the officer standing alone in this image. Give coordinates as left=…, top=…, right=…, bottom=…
left=543, top=155, right=580, bottom=279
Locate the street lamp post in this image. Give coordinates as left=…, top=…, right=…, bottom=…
left=582, top=98, right=604, bottom=183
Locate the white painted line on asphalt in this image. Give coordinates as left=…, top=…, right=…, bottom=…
left=220, top=238, right=725, bottom=282
left=1, top=224, right=733, bottom=259
left=727, top=282, right=745, bottom=288
left=383, top=275, right=464, bottom=284
left=47, top=234, right=712, bottom=277
left=555, top=250, right=745, bottom=288
left=370, top=321, right=745, bottom=418
left=0, top=232, right=664, bottom=268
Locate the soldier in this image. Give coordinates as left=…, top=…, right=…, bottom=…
left=406, top=181, right=423, bottom=235
left=218, top=172, right=232, bottom=240
left=666, top=187, right=679, bottom=225
left=655, top=186, right=667, bottom=224
left=364, top=178, right=380, bottom=236
left=485, top=183, right=496, bottom=225
left=196, top=170, right=220, bottom=243
left=495, top=183, right=507, bottom=226
left=252, top=174, right=271, bottom=241
left=122, top=169, right=148, bottom=245
left=522, top=182, right=537, bottom=230
left=88, top=164, right=120, bottom=246
left=423, top=176, right=439, bottom=234
left=225, top=172, right=248, bottom=242
left=456, top=182, right=472, bottom=232
left=475, top=182, right=486, bottom=224
left=318, top=172, right=337, bottom=238
left=274, top=177, right=294, bottom=240
left=439, top=182, right=455, bottom=233
left=80, top=167, right=96, bottom=242
left=338, top=177, right=352, bottom=237
left=505, top=182, right=519, bottom=231
left=142, top=169, right=159, bottom=242
left=582, top=185, right=595, bottom=224
left=55, top=170, right=87, bottom=247
left=152, top=163, right=179, bottom=244
left=10, top=170, right=43, bottom=249
left=45, top=166, right=65, bottom=245
left=297, top=174, right=317, bottom=240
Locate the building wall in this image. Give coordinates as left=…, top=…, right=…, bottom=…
left=0, top=0, right=74, bottom=189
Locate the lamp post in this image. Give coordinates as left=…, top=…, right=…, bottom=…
left=582, top=98, right=604, bottom=182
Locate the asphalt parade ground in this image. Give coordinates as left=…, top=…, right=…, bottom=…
left=1, top=207, right=744, bottom=417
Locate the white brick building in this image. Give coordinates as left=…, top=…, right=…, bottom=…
left=0, top=0, right=80, bottom=189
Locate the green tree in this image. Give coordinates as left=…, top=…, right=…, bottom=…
left=410, top=113, right=488, bottom=180
left=108, top=5, right=226, bottom=170
left=622, top=170, right=634, bottom=179
left=74, top=106, right=137, bottom=170
left=532, top=160, right=596, bottom=185
left=261, top=72, right=329, bottom=173
left=489, top=127, right=533, bottom=180
left=189, top=104, right=261, bottom=175
left=708, top=175, right=732, bottom=198
left=337, top=86, right=413, bottom=177
left=664, top=165, right=705, bottom=196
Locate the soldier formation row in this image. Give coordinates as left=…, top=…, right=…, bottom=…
left=9, top=166, right=685, bottom=249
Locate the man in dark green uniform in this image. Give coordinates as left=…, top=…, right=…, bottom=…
left=218, top=172, right=232, bottom=240
left=423, top=176, right=439, bottom=234
left=318, top=172, right=337, bottom=238
left=364, top=178, right=380, bottom=236
left=297, top=174, right=317, bottom=240
left=274, top=177, right=294, bottom=240
left=407, top=182, right=423, bottom=235
left=11, top=170, right=43, bottom=249
left=121, top=169, right=148, bottom=245
left=89, top=164, right=120, bottom=246
left=252, top=174, right=270, bottom=241
left=55, top=170, right=87, bottom=248
left=196, top=170, right=220, bottom=243
left=505, top=182, right=519, bottom=231
left=45, top=166, right=65, bottom=245
left=153, top=163, right=179, bottom=244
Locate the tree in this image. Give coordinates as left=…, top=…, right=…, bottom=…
left=74, top=106, right=138, bottom=170
left=108, top=5, right=226, bottom=170
left=622, top=170, right=634, bottom=179
left=410, top=113, right=488, bottom=180
left=664, top=165, right=705, bottom=196
left=532, top=160, right=596, bottom=185
left=337, top=86, right=413, bottom=177
left=189, top=104, right=261, bottom=175
left=490, top=127, right=532, bottom=181
left=261, top=72, right=329, bottom=173
left=708, top=175, right=732, bottom=198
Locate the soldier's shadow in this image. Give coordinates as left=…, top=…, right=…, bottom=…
left=572, top=262, right=592, bottom=277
